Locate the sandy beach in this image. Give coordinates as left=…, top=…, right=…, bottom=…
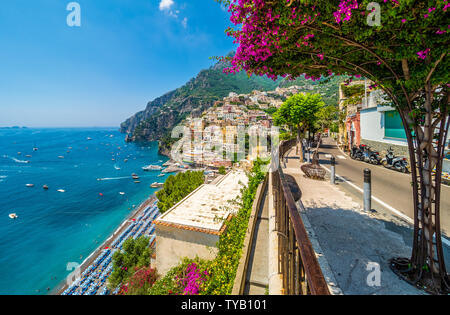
left=53, top=194, right=158, bottom=295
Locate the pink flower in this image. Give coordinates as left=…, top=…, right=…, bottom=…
left=417, top=48, right=430, bottom=60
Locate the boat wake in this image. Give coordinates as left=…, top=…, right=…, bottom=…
left=2, top=155, right=29, bottom=164
left=97, top=176, right=131, bottom=181
left=97, top=175, right=154, bottom=181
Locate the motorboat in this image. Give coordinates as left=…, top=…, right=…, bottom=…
left=43, top=185, right=49, bottom=190
left=119, top=192, right=125, bottom=195
left=26, top=184, right=34, bottom=187
left=142, top=165, right=163, bottom=171
left=57, top=189, right=66, bottom=193
left=150, top=182, right=164, bottom=188
left=9, top=213, right=18, bottom=219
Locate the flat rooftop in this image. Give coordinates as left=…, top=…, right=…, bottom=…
left=154, top=170, right=248, bottom=235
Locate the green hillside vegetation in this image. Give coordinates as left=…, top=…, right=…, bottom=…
left=279, top=75, right=342, bottom=107
left=156, top=171, right=205, bottom=213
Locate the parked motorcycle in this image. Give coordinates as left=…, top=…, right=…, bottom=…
left=382, top=147, right=408, bottom=173
left=350, top=145, right=364, bottom=160
left=362, top=145, right=382, bottom=165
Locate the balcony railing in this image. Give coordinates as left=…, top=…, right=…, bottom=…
left=272, top=139, right=330, bottom=295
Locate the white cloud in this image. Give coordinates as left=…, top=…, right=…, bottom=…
left=159, top=0, right=174, bottom=11
left=181, top=17, right=188, bottom=28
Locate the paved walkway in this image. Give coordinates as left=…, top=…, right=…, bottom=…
left=244, top=185, right=269, bottom=295
left=283, top=147, right=424, bottom=295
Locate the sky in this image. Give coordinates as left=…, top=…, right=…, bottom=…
left=0, top=0, right=234, bottom=127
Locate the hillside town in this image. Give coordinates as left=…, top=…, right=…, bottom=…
left=176, top=86, right=302, bottom=168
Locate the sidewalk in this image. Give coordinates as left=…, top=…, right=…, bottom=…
left=283, top=148, right=424, bottom=295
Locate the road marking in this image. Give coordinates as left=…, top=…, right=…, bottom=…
left=324, top=154, right=345, bottom=159
left=321, top=165, right=450, bottom=248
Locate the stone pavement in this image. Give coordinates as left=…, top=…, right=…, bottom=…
left=283, top=148, right=425, bottom=295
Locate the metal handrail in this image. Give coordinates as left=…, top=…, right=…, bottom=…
left=272, top=139, right=330, bottom=295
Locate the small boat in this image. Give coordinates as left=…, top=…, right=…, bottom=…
left=131, top=173, right=139, bottom=180
left=25, top=155, right=32, bottom=158
left=87, top=137, right=92, bottom=141
left=9, top=213, right=18, bottom=219
left=119, top=192, right=125, bottom=195
left=26, top=184, right=34, bottom=187
left=43, top=185, right=49, bottom=190
left=157, top=174, right=165, bottom=177
left=150, top=182, right=164, bottom=188
left=58, top=156, right=64, bottom=159
left=33, top=147, right=38, bottom=151
left=57, top=189, right=65, bottom=193
left=142, top=165, right=163, bottom=171
left=124, top=159, right=128, bottom=163
left=17, top=152, right=22, bottom=155
left=134, top=181, right=141, bottom=184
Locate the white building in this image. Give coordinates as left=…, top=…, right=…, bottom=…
left=154, top=170, right=248, bottom=275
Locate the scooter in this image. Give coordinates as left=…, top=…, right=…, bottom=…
left=350, top=145, right=364, bottom=160
left=382, top=147, right=408, bottom=173
left=361, top=145, right=382, bottom=165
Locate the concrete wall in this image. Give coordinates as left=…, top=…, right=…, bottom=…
left=360, top=107, right=407, bottom=147
left=360, top=107, right=409, bottom=159
left=155, top=224, right=219, bottom=276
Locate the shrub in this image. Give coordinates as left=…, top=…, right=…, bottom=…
left=156, top=171, right=204, bottom=213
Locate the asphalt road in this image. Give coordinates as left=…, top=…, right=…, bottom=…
left=317, top=138, right=450, bottom=237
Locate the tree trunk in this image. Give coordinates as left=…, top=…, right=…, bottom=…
left=391, top=90, right=450, bottom=294
left=297, top=127, right=304, bottom=163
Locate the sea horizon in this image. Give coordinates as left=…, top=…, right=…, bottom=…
left=0, top=127, right=168, bottom=294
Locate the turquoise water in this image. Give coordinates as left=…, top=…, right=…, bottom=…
left=0, top=128, right=168, bottom=294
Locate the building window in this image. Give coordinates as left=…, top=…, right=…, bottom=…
left=384, top=110, right=406, bottom=139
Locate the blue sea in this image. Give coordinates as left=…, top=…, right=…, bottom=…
left=0, top=128, right=168, bottom=295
